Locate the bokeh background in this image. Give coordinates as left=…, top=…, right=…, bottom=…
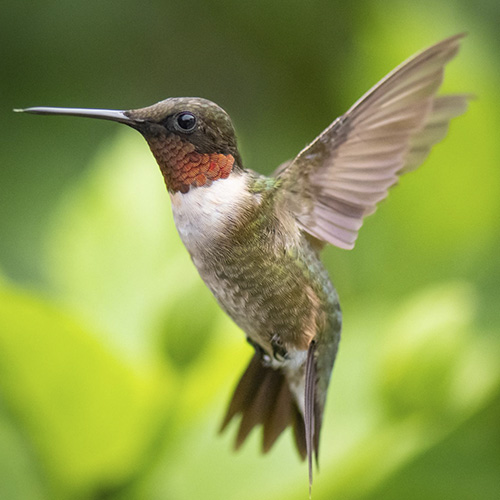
left=1, top=1, right=499, bottom=499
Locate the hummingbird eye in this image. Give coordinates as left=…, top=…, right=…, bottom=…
left=175, top=111, right=197, bottom=133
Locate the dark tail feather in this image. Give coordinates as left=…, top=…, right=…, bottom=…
left=263, top=376, right=294, bottom=453
left=305, top=340, right=318, bottom=494
left=291, top=406, right=307, bottom=460
left=220, top=353, right=307, bottom=458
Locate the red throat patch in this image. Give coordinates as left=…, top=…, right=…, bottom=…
left=147, top=134, right=235, bottom=193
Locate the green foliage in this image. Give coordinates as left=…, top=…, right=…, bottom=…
left=1, top=2, right=500, bottom=499
left=0, top=284, right=168, bottom=499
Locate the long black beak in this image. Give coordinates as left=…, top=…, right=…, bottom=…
left=14, top=106, right=143, bottom=128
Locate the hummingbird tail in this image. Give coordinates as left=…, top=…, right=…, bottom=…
left=220, top=353, right=308, bottom=460
left=305, top=340, right=318, bottom=491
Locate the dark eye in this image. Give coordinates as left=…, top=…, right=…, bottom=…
left=175, top=111, right=197, bottom=132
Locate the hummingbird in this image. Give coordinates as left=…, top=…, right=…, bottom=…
left=17, top=34, right=469, bottom=489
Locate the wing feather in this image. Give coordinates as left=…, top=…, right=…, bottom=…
left=276, top=34, right=469, bottom=249
left=402, top=94, right=470, bottom=173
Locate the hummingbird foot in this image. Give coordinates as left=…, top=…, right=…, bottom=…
left=270, top=334, right=289, bottom=362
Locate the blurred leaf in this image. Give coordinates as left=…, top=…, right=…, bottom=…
left=0, top=399, right=46, bottom=500
left=157, top=280, right=222, bottom=370
left=0, top=283, right=169, bottom=499
left=379, top=283, right=485, bottom=419
left=368, top=390, right=500, bottom=500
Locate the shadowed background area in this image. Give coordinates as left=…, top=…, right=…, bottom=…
left=1, top=1, right=499, bottom=499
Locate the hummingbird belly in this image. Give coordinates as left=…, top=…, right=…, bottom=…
left=170, top=174, right=341, bottom=363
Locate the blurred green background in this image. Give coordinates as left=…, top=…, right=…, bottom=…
left=1, top=1, right=499, bottom=499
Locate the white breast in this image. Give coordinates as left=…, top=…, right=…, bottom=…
left=169, top=173, right=252, bottom=257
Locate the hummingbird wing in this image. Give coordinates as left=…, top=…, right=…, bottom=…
left=276, top=34, right=469, bottom=250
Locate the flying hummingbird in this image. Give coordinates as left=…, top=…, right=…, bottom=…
left=17, top=34, right=469, bottom=488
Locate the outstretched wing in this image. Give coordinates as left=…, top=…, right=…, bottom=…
left=276, top=34, right=469, bottom=250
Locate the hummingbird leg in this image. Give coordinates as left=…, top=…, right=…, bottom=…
left=270, top=334, right=289, bottom=362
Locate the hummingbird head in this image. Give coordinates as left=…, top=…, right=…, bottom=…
left=127, top=98, right=242, bottom=193
left=17, top=97, right=242, bottom=194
